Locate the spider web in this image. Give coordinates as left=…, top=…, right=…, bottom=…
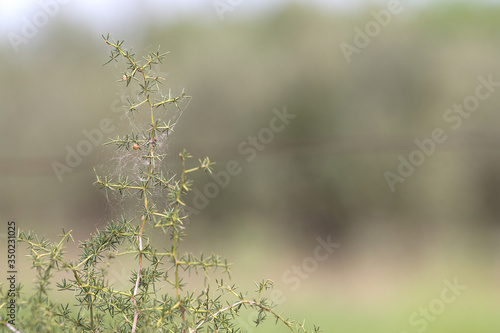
left=95, top=65, right=190, bottom=218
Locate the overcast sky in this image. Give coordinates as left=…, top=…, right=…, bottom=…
left=2, top=0, right=498, bottom=29
left=0, top=0, right=438, bottom=29
left=1, top=0, right=499, bottom=47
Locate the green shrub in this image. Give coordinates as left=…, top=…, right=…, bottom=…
left=0, top=35, right=320, bottom=333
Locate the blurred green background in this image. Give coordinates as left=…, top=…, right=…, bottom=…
left=2, top=0, right=500, bottom=332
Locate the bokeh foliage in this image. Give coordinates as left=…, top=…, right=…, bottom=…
left=2, top=2, right=500, bottom=332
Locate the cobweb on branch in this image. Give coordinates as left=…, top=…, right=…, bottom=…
left=95, top=68, right=190, bottom=217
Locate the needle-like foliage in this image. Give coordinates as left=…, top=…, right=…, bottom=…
left=0, top=35, right=321, bottom=333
